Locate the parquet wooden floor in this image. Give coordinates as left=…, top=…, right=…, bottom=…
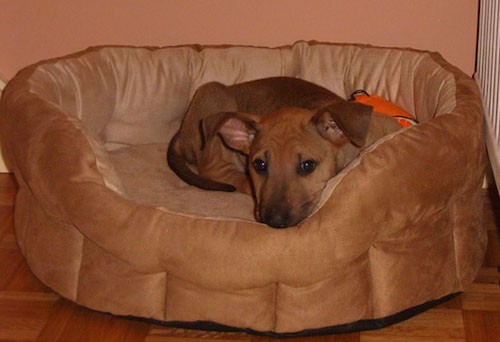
left=0, top=173, right=498, bottom=341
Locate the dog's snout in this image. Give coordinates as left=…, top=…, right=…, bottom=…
left=265, top=213, right=291, bottom=229
left=260, top=205, right=294, bottom=228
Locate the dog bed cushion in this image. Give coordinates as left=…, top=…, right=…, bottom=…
left=0, top=42, right=486, bottom=336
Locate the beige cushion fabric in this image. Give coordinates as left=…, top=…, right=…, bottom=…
left=0, top=42, right=486, bottom=334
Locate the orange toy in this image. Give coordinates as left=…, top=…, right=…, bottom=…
left=350, top=90, right=418, bottom=127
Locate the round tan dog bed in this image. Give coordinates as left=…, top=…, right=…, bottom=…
left=0, top=42, right=486, bottom=336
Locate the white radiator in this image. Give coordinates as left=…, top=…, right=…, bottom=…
left=475, top=0, right=500, bottom=192
left=0, top=76, right=8, bottom=172
left=0, top=75, right=8, bottom=173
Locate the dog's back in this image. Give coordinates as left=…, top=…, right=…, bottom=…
left=229, top=77, right=342, bottom=114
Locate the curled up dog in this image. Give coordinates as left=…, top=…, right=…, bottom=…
left=167, top=77, right=405, bottom=228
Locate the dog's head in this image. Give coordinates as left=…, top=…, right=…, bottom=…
left=202, top=102, right=373, bottom=228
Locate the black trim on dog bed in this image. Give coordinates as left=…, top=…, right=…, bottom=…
left=126, top=292, right=460, bottom=338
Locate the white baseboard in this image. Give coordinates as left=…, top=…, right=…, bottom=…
left=0, top=78, right=10, bottom=172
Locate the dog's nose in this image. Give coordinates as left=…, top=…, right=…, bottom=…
left=264, top=212, right=291, bottom=229
left=267, top=217, right=289, bottom=228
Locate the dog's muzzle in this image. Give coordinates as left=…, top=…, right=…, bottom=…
left=259, top=204, right=301, bottom=228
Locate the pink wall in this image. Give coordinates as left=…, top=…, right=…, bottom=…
left=0, top=0, right=479, bottom=81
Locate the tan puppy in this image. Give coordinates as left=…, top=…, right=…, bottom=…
left=168, top=77, right=402, bottom=228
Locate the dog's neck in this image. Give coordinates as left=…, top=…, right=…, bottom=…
left=335, top=114, right=402, bottom=173
left=335, top=143, right=361, bottom=172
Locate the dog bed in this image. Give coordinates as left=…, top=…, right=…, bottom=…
left=0, top=42, right=486, bottom=336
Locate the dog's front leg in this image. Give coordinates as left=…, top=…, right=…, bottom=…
left=198, top=139, right=252, bottom=195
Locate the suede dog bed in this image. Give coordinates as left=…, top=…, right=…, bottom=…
left=0, top=42, right=486, bottom=336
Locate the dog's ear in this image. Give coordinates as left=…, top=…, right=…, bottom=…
left=313, top=102, right=372, bottom=147
left=202, top=112, right=259, bottom=154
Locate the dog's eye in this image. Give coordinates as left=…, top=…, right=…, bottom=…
left=253, top=158, right=268, bottom=173
left=298, top=160, right=317, bottom=175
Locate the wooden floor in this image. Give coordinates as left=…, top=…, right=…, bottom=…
left=0, top=173, right=498, bottom=341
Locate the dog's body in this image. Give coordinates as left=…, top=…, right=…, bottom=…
left=168, top=77, right=402, bottom=228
